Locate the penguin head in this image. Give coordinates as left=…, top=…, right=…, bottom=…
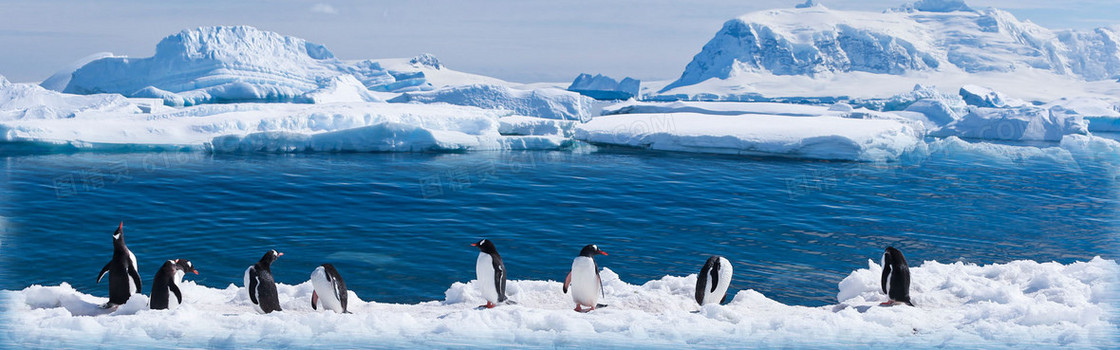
left=175, top=259, right=199, bottom=275
left=259, top=249, right=284, bottom=266
left=579, top=244, right=608, bottom=257
left=471, top=239, right=498, bottom=254
left=112, top=222, right=124, bottom=241
left=883, top=246, right=906, bottom=267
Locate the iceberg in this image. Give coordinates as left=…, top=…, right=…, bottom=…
left=573, top=113, right=923, bottom=162
left=567, top=73, right=640, bottom=100
left=931, top=106, right=1089, bottom=141
left=389, top=84, right=594, bottom=121
left=2, top=258, right=1115, bottom=348
left=959, top=85, right=1023, bottom=108
left=0, top=75, right=147, bottom=121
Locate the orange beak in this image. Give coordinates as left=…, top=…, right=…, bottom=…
left=600, top=251, right=609, bottom=256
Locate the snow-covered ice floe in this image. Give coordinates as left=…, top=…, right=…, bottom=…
left=3, top=258, right=1115, bottom=348
left=0, top=99, right=568, bottom=152
left=574, top=113, right=924, bottom=162
left=390, top=83, right=594, bottom=121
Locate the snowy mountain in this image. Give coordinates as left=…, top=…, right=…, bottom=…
left=567, top=73, right=640, bottom=100
left=660, top=1, right=1120, bottom=94
left=57, top=26, right=504, bottom=106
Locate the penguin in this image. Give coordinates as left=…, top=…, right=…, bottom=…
left=244, top=249, right=283, bottom=314
left=563, top=244, right=607, bottom=312
left=471, top=239, right=507, bottom=308
left=880, top=246, right=914, bottom=306
left=150, top=259, right=199, bottom=310
left=310, top=263, right=349, bottom=313
left=95, top=222, right=142, bottom=308
left=695, top=256, right=733, bottom=306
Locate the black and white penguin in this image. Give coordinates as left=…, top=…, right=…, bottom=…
left=310, top=263, right=349, bottom=313
left=244, top=249, right=283, bottom=314
left=881, top=246, right=914, bottom=306
left=150, top=259, right=199, bottom=310
left=695, top=256, right=733, bottom=306
left=96, top=222, right=142, bottom=308
left=563, top=244, right=607, bottom=312
left=472, top=239, right=507, bottom=308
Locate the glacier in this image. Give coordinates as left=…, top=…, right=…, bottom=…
left=2, top=258, right=1115, bottom=348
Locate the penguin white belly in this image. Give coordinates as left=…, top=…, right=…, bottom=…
left=174, top=270, right=185, bottom=286
left=702, top=257, right=733, bottom=305
left=475, top=253, right=499, bottom=304
left=570, top=257, right=600, bottom=307
left=243, top=266, right=264, bottom=313
left=127, top=250, right=139, bottom=295
left=310, top=266, right=344, bottom=313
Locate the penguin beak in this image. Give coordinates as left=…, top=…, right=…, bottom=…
left=277, top=252, right=284, bottom=257
left=192, top=270, right=200, bottom=275
left=471, top=243, right=478, bottom=247
left=599, top=251, right=608, bottom=256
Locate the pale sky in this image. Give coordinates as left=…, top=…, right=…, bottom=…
left=0, top=0, right=1116, bottom=84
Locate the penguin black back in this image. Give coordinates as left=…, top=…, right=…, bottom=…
left=247, top=249, right=283, bottom=313
left=96, top=222, right=142, bottom=307
left=695, top=256, right=722, bottom=305
left=881, top=246, right=913, bottom=306
left=150, top=259, right=198, bottom=310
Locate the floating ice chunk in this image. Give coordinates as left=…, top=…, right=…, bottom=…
left=931, top=106, right=1088, bottom=141
left=567, top=73, right=640, bottom=100
left=574, top=113, right=923, bottom=162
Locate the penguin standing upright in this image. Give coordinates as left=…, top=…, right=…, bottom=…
left=96, top=222, right=142, bottom=308
left=310, top=263, right=349, bottom=313
left=563, top=244, right=607, bottom=312
left=881, top=246, right=914, bottom=306
left=695, top=256, right=733, bottom=306
left=471, top=239, right=507, bottom=308
left=244, top=250, right=283, bottom=314
left=150, top=259, right=199, bottom=310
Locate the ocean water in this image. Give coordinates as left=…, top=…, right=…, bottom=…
left=1, top=147, right=1117, bottom=307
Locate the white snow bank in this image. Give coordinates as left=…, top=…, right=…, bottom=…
left=574, top=113, right=923, bottom=162
left=0, top=78, right=144, bottom=121
left=0, top=100, right=566, bottom=152
left=931, top=106, right=1089, bottom=141
left=390, top=84, right=594, bottom=121
left=3, top=258, right=1116, bottom=348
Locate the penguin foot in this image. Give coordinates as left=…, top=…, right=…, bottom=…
left=574, top=305, right=593, bottom=313
left=478, top=302, right=496, bottom=309
left=99, top=303, right=118, bottom=309
left=879, top=300, right=896, bottom=306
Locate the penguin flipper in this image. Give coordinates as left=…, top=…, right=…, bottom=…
left=97, top=262, right=111, bottom=283
left=563, top=271, right=571, bottom=293
left=311, top=291, right=319, bottom=310
left=169, top=282, right=182, bottom=304
left=127, top=264, right=143, bottom=293
left=248, top=269, right=260, bottom=305
left=494, top=259, right=507, bottom=302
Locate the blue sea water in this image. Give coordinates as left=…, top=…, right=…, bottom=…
left=1, top=147, right=1117, bottom=307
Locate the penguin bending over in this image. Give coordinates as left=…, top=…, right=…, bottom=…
left=244, top=249, right=283, bottom=314
left=472, top=239, right=508, bottom=308
left=150, top=259, right=198, bottom=310
left=695, top=256, right=733, bottom=306
left=563, top=244, right=607, bottom=312
left=881, top=246, right=914, bottom=306
left=310, top=263, right=349, bottom=313
left=96, top=222, right=142, bottom=308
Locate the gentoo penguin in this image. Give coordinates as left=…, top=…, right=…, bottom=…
left=95, top=222, right=142, bottom=308
left=695, top=256, right=733, bottom=306
left=310, top=263, right=349, bottom=313
left=471, top=239, right=507, bottom=308
left=150, top=259, right=199, bottom=310
left=563, top=244, right=607, bottom=312
left=244, top=249, right=283, bottom=313
left=881, top=246, right=914, bottom=306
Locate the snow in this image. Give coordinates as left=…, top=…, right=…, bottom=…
left=567, top=73, right=640, bottom=100
left=573, top=113, right=923, bottom=162
left=390, top=84, right=594, bottom=121
left=959, top=85, right=1024, bottom=108
left=0, top=77, right=146, bottom=121
left=3, top=258, right=1115, bottom=348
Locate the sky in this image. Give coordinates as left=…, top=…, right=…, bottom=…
left=0, top=0, right=1117, bottom=84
